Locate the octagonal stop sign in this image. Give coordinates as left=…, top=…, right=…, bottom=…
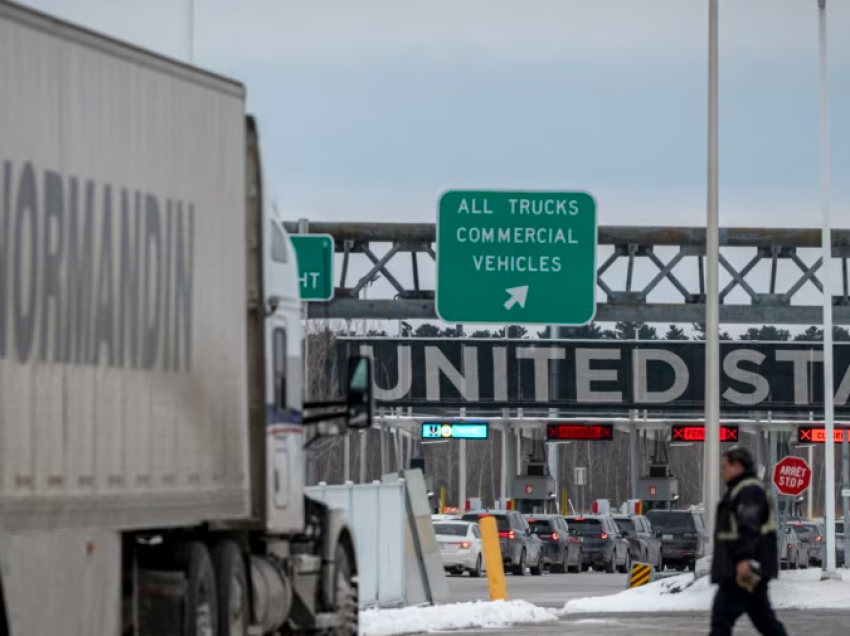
left=772, top=456, right=812, bottom=497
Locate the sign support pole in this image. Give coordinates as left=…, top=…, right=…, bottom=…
left=817, top=0, right=837, bottom=575
left=703, top=0, right=721, bottom=555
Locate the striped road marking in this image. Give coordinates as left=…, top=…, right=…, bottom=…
left=629, top=563, right=653, bottom=588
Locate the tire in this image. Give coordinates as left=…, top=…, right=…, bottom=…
left=655, top=551, right=664, bottom=573
left=790, top=551, right=797, bottom=570
left=580, top=563, right=590, bottom=573
left=211, top=541, right=249, bottom=636
left=604, top=556, right=615, bottom=574
left=618, top=551, right=631, bottom=574
left=331, top=542, right=359, bottom=636
left=551, top=550, right=566, bottom=574
left=513, top=550, right=526, bottom=576
left=470, top=555, right=482, bottom=578
left=568, top=553, right=580, bottom=574
left=530, top=551, right=544, bottom=576
left=172, top=542, right=219, bottom=636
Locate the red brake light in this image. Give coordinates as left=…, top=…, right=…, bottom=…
left=461, top=541, right=470, bottom=549
left=788, top=543, right=793, bottom=549
left=552, top=532, right=559, bottom=541
left=601, top=532, right=609, bottom=540
left=498, top=530, right=516, bottom=539
left=816, top=536, right=823, bottom=542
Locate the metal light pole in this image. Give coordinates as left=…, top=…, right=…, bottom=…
left=817, top=0, right=838, bottom=575
left=187, top=0, right=195, bottom=63
left=702, top=0, right=721, bottom=554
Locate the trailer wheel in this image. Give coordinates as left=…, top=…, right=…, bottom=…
left=173, top=542, right=219, bottom=636
left=212, top=541, right=249, bottom=636
left=332, top=542, right=359, bottom=636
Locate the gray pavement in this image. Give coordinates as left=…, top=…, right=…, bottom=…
left=446, top=570, right=628, bottom=607
left=444, top=610, right=850, bottom=635
left=445, top=569, right=850, bottom=634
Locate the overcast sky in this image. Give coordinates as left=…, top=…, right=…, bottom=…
left=18, top=0, right=850, bottom=335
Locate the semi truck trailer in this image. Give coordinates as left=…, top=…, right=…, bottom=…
left=0, top=3, right=373, bottom=635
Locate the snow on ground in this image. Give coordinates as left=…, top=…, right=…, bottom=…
left=561, top=569, right=850, bottom=614
left=360, top=599, right=558, bottom=636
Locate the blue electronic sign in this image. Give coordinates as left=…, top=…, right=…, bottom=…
left=421, top=421, right=489, bottom=440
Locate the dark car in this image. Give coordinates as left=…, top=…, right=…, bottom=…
left=612, top=513, right=663, bottom=572
left=461, top=510, right=545, bottom=576
left=524, top=514, right=581, bottom=573
left=646, top=509, right=707, bottom=571
left=565, top=515, right=630, bottom=574
left=836, top=521, right=848, bottom=568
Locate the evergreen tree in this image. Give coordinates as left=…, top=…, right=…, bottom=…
left=739, top=325, right=791, bottom=341
left=664, top=324, right=689, bottom=340
left=414, top=323, right=443, bottom=337
left=692, top=322, right=733, bottom=341
left=612, top=321, right=658, bottom=340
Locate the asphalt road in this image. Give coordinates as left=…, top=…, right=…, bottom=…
left=446, top=571, right=850, bottom=634
left=446, top=570, right=628, bottom=608
left=445, top=610, right=850, bottom=635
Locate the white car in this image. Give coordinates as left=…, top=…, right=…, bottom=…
left=433, top=520, right=485, bottom=577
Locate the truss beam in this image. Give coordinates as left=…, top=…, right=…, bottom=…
left=286, top=222, right=850, bottom=324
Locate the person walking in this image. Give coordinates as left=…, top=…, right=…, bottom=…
left=709, top=446, right=788, bottom=636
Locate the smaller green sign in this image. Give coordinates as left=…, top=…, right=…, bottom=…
left=421, top=421, right=490, bottom=440
left=290, top=234, right=334, bottom=301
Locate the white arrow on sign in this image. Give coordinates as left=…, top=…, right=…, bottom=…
left=504, top=285, right=529, bottom=310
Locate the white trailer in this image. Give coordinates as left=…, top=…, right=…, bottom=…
left=0, top=3, right=372, bottom=635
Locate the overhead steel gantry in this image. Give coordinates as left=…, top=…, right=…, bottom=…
left=284, top=222, right=850, bottom=324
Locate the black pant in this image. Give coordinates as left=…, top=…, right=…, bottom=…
left=710, top=582, right=788, bottom=636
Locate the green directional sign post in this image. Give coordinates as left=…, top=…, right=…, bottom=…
left=290, top=234, right=335, bottom=301
left=436, top=190, right=597, bottom=324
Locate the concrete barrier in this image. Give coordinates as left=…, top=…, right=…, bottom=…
left=306, top=480, right=406, bottom=608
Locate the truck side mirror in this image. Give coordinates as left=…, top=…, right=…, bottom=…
left=345, top=356, right=373, bottom=429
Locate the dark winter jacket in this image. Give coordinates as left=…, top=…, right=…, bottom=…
left=710, top=471, right=779, bottom=584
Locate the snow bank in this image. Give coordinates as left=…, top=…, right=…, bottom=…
left=561, top=569, right=850, bottom=614
left=360, top=600, right=558, bottom=636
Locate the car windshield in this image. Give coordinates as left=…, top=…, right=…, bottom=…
left=462, top=514, right=510, bottom=531
left=646, top=512, right=696, bottom=530
left=796, top=524, right=818, bottom=539
left=614, top=518, right=634, bottom=534
left=527, top=521, right=554, bottom=535
left=566, top=518, right=602, bottom=535
left=433, top=523, right=468, bottom=536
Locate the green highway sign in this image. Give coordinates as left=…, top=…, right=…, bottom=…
left=290, top=234, right=335, bottom=301
left=435, top=190, right=597, bottom=325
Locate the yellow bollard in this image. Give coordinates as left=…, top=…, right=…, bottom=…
left=478, top=516, right=507, bottom=601
left=561, top=488, right=568, bottom=515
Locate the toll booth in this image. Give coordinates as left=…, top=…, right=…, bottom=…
left=511, top=467, right=558, bottom=514
left=638, top=464, right=680, bottom=511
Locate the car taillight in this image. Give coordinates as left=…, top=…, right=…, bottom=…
left=817, top=536, right=823, bottom=542
left=552, top=532, right=559, bottom=541
left=461, top=542, right=470, bottom=549
left=788, top=543, right=793, bottom=549
left=600, top=532, right=609, bottom=540
left=498, top=531, right=515, bottom=539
